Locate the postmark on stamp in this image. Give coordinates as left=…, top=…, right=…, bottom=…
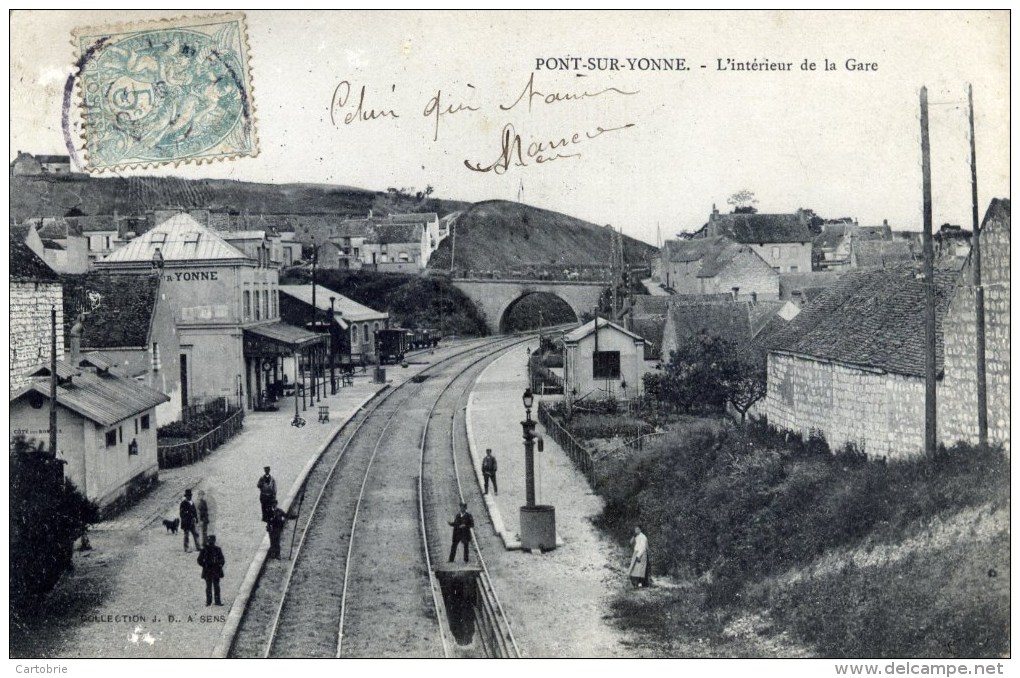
left=72, top=13, right=257, bottom=172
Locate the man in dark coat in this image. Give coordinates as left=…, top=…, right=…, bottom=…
left=197, top=535, right=225, bottom=606
left=482, top=449, right=498, bottom=495
left=448, top=502, right=474, bottom=563
left=180, top=489, right=200, bottom=553
left=266, top=500, right=289, bottom=559
left=257, top=466, right=277, bottom=523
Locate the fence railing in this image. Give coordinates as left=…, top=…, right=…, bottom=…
left=157, top=409, right=245, bottom=469
left=528, top=355, right=565, bottom=395
left=592, top=431, right=666, bottom=463
left=537, top=401, right=597, bottom=490
left=182, top=396, right=236, bottom=422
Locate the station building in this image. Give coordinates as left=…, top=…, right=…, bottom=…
left=94, top=214, right=325, bottom=412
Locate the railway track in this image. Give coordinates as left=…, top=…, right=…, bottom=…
left=228, top=335, right=529, bottom=658
left=419, top=346, right=522, bottom=657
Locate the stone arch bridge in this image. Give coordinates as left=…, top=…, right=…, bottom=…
left=451, top=278, right=608, bottom=333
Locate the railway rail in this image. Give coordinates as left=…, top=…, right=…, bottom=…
left=228, top=334, right=531, bottom=658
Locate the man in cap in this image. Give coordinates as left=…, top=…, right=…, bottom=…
left=266, top=499, right=290, bottom=559
left=256, top=466, right=277, bottom=523
left=482, top=449, right=498, bottom=495
left=447, top=502, right=474, bottom=563
left=179, top=489, right=200, bottom=553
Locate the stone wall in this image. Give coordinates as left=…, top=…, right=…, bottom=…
left=765, top=352, right=927, bottom=460
left=938, top=211, right=1010, bottom=452
left=10, top=281, right=64, bottom=393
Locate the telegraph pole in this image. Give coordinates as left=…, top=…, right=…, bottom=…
left=920, top=86, right=937, bottom=458
left=968, top=84, right=988, bottom=447
left=49, top=306, right=58, bottom=457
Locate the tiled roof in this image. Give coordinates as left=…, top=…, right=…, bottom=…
left=12, top=363, right=169, bottom=427
left=97, top=214, right=250, bottom=266
left=766, top=266, right=958, bottom=377
left=35, top=154, right=71, bottom=164
left=853, top=240, right=916, bottom=268
left=710, top=212, right=812, bottom=243
left=10, top=233, right=59, bottom=282
left=563, top=318, right=644, bottom=344
left=665, top=298, right=791, bottom=368
left=62, top=274, right=160, bottom=348
left=631, top=296, right=671, bottom=318
left=278, top=285, right=387, bottom=322
left=630, top=317, right=667, bottom=359
left=813, top=225, right=846, bottom=251
left=662, top=236, right=760, bottom=278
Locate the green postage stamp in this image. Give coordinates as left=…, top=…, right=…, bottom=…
left=72, top=13, right=257, bottom=172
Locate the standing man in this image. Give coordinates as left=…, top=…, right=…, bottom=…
left=628, top=526, right=651, bottom=588
left=197, top=535, right=225, bottom=606
left=179, top=489, right=200, bottom=553
left=447, top=502, right=474, bottom=563
left=266, top=500, right=289, bottom=559
left=197, top=490, right=211, bottom=547
left=482, top=449, right=498, bottom=496
left=257, top=466, right=277, bottom=523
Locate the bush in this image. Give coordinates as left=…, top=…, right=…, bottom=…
left=568, top=413, right=654, bottom=441
left=10, top=436, right=98, bottom=618
left=594, top=423, right=1009, bottom=606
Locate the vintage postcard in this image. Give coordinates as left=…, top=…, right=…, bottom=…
left=8, top=10, right=1010, bottom=671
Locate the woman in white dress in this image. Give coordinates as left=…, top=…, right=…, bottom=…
left=628, top=526, right=651, bottom=588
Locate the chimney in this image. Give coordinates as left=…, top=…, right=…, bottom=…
left=731, top=286, right=740, bottom=301
left=750, top=291, right=758, bottom=304
left=792, top=290, right=803, bottom=306
left=69, top=314, right=84, bottom=368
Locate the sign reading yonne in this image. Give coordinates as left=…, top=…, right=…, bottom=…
left=163, top=271, right=221, bottom=282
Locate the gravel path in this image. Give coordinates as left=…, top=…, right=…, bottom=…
left=465, top=341, right=640, bottom=657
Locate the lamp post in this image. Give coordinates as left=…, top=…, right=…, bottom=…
left=519, top=387, right=556, bottom=551
left=521, top=388, right=537, bottom=507
left=329, top=296, right=337, bottom=394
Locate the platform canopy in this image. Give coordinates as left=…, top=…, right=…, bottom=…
left=243, top=322, right=327, bottom=358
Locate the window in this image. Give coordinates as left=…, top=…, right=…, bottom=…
left=105, top=430, right=117, bottom=447
left=399, top=251, right=409, bottom=262
left=352, top=325, right=359, bottom=344
left=152, top=342, right=161, bottom=371
left=353, top=247, right=360, bottom=258
left=128, top=439, right=139, bottom=456
left=364, top=324, right=369, bottom=342
left=592, top=351, right=621, bottom=379
left=271, top=290, right=278, bottom=318
left=119, top=427, right=123, bottom=443
left=254, top=291, right=261, bottom=320
left=772, top=266, right=781, bottom=272
left=771, top=246, right=781, bottom=260
left=244, top=290, right=251, bottom=319
left=263, top=290, right=269, bottom=319
left=141, top=414, right=150, bottom=430
left=789, top=265, right=799, bottom=273
left=135, top=418, right=139, bottom=435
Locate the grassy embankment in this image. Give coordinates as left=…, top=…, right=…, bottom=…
left=594, top=419, right=1009, bottom=658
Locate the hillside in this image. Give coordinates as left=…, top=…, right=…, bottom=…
left=9, top=174, right=468, bottom=222
left=428, top=200, right=657, bottom=274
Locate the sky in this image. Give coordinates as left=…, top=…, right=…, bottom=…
left=9, top=10, right=1010, bottom=246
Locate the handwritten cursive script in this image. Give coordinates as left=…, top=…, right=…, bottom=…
left=500, top=73, right=639, bottom=113
left=330, top=81, right=400, bottom=126
left=464, top=121, right=636, bottom=174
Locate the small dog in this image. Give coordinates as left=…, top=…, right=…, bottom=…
left=162, top=518, right=180, bottom=534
